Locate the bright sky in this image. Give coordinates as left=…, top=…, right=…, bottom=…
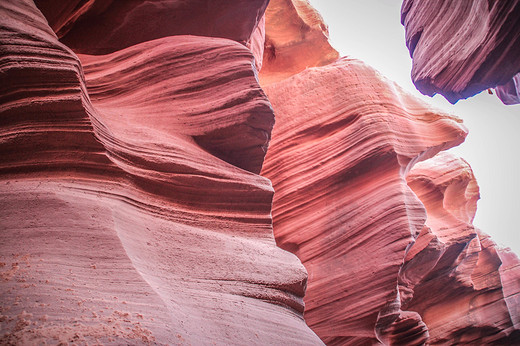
left=308, top=0, right=520, bottom=254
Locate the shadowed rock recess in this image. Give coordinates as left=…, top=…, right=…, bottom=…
left=0, top=0, right=519, bottom=345
left=401, top=0, right=520, bottom=104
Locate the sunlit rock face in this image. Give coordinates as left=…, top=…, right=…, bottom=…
left=261, top=57, right=467, bottom=344
left=258, top=0, right=339, bottom=85
left=404, top=152, right=520, bottom=344
left=401, top=0, right=520, bottom=104
left=262, top=1, right=520, bottom=345
left=0, top=0, right=323, bottom=344
left=2, top=0, right=520, bottom=344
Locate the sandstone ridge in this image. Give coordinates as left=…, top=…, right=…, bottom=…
left=1, top=0, right=519, bottom=345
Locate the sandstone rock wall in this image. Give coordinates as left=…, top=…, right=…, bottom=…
left=261, top=57, right=467, bottom=344
left=1, top=0, right=519, bottom=344
left=0, top=0, right=323, bottom=344
left=404, top=153, right=520, bottom=344
left=261, top=1, right=520, bottom=344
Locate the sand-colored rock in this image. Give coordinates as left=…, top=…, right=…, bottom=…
left=0, top=0, right=322, bottom=344
left=261, top=57, right=467, bottom=344
left=401, top=0, right=520, bottom=104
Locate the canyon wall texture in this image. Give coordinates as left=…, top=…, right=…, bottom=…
left=1, top=0, right=520, bottom=345
left=0, top=0, right=322, bottom=344
left=401, top=0, right=520, bottom=104
left=261, top=0, right=520, bottom=344
left=404, top=153, right=520, bottom=344
left=260, top=57, right=467, bottom=344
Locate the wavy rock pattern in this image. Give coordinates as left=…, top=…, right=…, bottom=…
left=261, top=58, right=467, bottom=344
left=79, top=35, right=274, bottom=175
left=0, top=0, right=323, bottom=344
left=3, top=0, right=520, bottom=344
left=0, top=0, right=114, bottom=177
left=404, top=152, right=520, bottom=344
left=401, top=0, right=520, bottom=104
left=34, top=0, right=269, bottom=55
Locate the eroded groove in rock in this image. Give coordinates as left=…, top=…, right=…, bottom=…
left=0, top=0, right=115, bottom=177
left=403, top=152, right=520, bottom=344
left=401, top=0, right=520, bottom=104
left=0, top=1, right=324, bottom=344
left=79, top=35, right=274, bottom=175
left=261, top=58, right=467, bottom=344
left=34, top=0, right=269, bottom=55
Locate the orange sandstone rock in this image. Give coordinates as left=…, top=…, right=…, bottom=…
left=259, top=0, right=339, bottom=85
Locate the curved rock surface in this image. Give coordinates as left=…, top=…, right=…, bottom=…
left=401, top=0, right=520, bottom=104
left=0, top=0, right=322, bottom=344
left=34, top=0, right=269, bottom=55
left=3, top=0, right=520, bottom=344
left=404, top=152, right=520, bottom=344
left=261, top=57, right=467, bottom=344
left=259, top=0, right=339, bottom=85
left=79, top=35, right=274, bottom=175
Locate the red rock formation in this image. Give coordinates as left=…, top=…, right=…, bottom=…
left=3, top=0, right=520, bottom=344
left=401, top=0, right=520, bottom=104
left=0, top=0, right=323, bottom=344
left=260, top=3, right=520, bottom=344
left=34, top=0, right=269, bottom=55
left=261, top=57, right=467, bottom=344
left=0, top=0, right=115, bottom=178
left=404, top=152, right=520, bottom=344
left=79, top=36, right=274, bottom=174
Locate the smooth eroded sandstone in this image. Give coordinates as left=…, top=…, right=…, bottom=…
left=0, top=1, right=322, bottom=344
left=259, top=0, right=339, bottom=85
left=261, top=57, right=467, bottom=344
left=35, top=0, right=269, bottom=55
left=79, top=35, right=274, bottom=174
left=496, top=73, right=520, bottom=105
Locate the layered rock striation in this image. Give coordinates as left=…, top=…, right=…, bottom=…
left=0, top=0, right=322, bottom=344
left=34, top=0, right=269, bottom=55
left=260, top=1, right=520, bottom=344
left=261, top=57, right=467, bottom=344
left=403, top=153, right=520, bottom=344
left=496, top=73, right=520, bottom=105
left=401, top=0, right=520, bottom=104
left=259, top=0, right=339, bottom=85
left=2, top=0, right=520, bottom=344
